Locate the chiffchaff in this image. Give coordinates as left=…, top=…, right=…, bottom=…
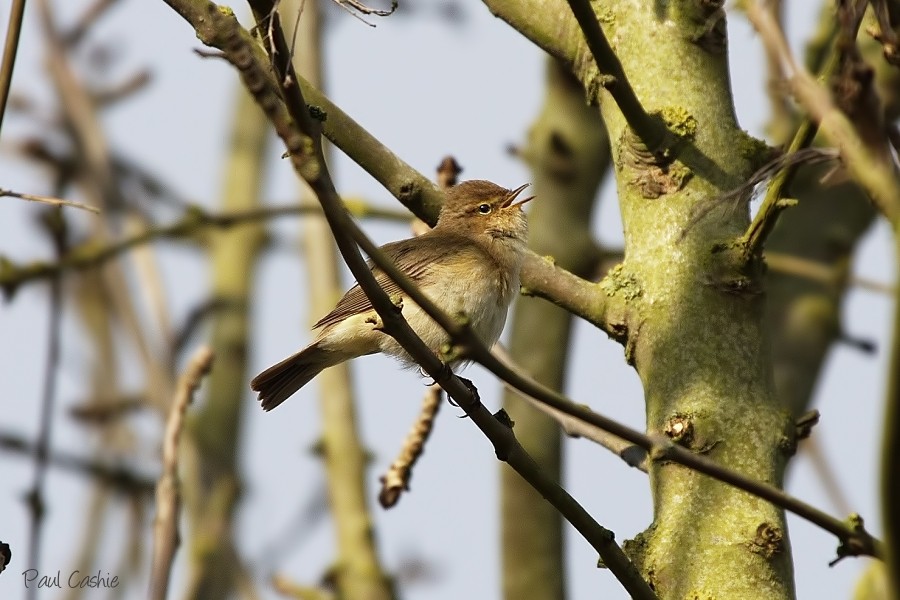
left=251, top=180, right=533, bottom=411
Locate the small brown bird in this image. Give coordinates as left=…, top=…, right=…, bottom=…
left=250, top=180, right=532, bottom=411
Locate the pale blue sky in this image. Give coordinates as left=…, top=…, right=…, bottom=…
left=0, top=2, right=893, bottom=599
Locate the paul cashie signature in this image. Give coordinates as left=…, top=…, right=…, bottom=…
left=22, top=569, right=119, bottom=589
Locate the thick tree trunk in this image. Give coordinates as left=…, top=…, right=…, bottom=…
left=486, top=2, right=797, bottom=597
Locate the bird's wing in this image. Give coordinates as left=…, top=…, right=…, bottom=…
left=312, top=233, right=488, bottom=330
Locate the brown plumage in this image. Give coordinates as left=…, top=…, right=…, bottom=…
left=251, top=180, right=532, bottom=411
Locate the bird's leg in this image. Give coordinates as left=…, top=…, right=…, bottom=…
left=456, top=376, right=480, bottom=403
left=365, top=313, right=384, bottom=332
left=418, top=362, right=454, bottom=388
left=366, top=296, right=404, bottom=333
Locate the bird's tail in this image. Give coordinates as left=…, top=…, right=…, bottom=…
left=251, top=343, right=343, bottom=411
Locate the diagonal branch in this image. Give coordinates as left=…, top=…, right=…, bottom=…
left=24, top=210, right=66, bottom=600
left=348, top=196, right=885, bottom=563
left=0, top=0, right=26, bottom=138
left=0, top=187, right=101, bottom=214
left=741, top=0, right=869, bottom=257
left=282, top=0, right=393, bottom=595
left=0, top=202, right=409, bottom=296
left=291, top=74, right=620, bottom=334
left=0, top=430, right=157, bottom=493
left=165, top=2, right=657, bottom=597
left=748, top=1, right=900, bottom=230
left=563, top=0, right=666, bottom=150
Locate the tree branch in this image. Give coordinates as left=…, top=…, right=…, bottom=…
left=353, top=221, right=885, bottom=560
left=378, top=385, right=442, bottom=508
left=564, top=0, right=666, bottom=150
left=24, top=210, right=65, bottom=600
left=162, top=0, right=885, bottom=566
left=282, top=0, right=394, bottom=595
left=0, top=430, right=156, bottom=493
left=741, top=0, right=868, bottom=257
left=149, top=345, right=214, bottom=600
left=165, top=2, right=656, bottom=596
left=0, top=0, right=26, bottom=138
left=292, top=65, right=621, bottom=334
left=0, top=187, right=101, bottom=214
left=0, top=202, right=409, bottom=296
left=748, top=1, right=900, bottom=230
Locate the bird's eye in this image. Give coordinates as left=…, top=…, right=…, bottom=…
left=477, top=203, right=492, bottom=214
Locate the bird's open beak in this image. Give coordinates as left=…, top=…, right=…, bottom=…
left=502, top=183, right=535, bottom=209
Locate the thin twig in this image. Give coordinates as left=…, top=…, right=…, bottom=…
left=491, top=344, right=647, bottom=471
left=435, top=155, right=462, bottom=189
left=739, top=0, right=866, bottom=257
left=272, top=574, right=334, bottom=600
left=748, top=0, right=900, bottom=230
left=90, top=70, right=152, bottom=107
left=25, top=210, right=66, bottom=600
left=766, top=251, right=896, bottom=295
left=148, top=345, right=215, bottom=600
left=741, top=0, right=866, bottom=257
left=283, top=0, right=393, bottom=593
left=376, top=157, right=461, bottom=506
left=0, top=187, right=101, bottom=214
left=63, top=0, right=120, bottom=47
left=0, top=202, right=410, bottom=294
left=867, top=0, right=900, bottom=66
left=0, top=430, right=156, bottom=493
left=377, top=158, right=458, bottom=507
left=379, top=385, right=443, bottom=508
left=0, top=0, right=28, bottom=139
left=334, top=0, right=396, bottom=17
left=681, top=147, right=839, bottom=243
left=802, top=436, right=853, bottom=517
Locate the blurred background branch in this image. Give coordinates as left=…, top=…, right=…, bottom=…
left=280, top=0, right=394, bottom=597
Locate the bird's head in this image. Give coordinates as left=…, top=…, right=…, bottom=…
left=435, top=180, right=533, bottom=242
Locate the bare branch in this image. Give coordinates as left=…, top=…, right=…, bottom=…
left=563, top=0, right=665, bottom=150
left=0, top=202, right=410, bottom=296
left=63, top=0, right=122, bottom=47
left=343, top=166, right=887, bottom=562
left=0, top=429, right=156, bottom=493
left=747, top=0, right=900, bottom=230
left=379, top=385, right=443, bottom=508
left=0, top=187, right=101, bottom=214
left=740, top=0, right=868, bottom=257
left=492, top=344, right=647, bottom=471
left=0, top=0, right=26, bottom=138
left=148, top=345, right=215, bottom=600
